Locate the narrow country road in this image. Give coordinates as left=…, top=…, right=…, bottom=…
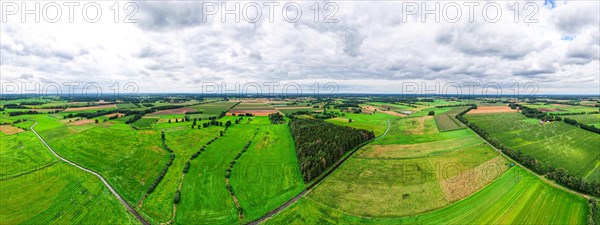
left=248, top=119, right=391, bottom=225
left=30, top=123, right=150, bottom=225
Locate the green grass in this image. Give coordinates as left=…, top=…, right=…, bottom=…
left=326, top=113, right=396, bottom=136
left=0, top=132, right=58, bottom=179
left=523, top=103, right=598, bottom=114
left=290, top=113, right=509, bottom=218
left=140, top=126, right=223, bottom=223
left=263, top=167, right=588, bottom=225
left=564, top=114, right=600, bottom=126
left=230, top=124, right=305, bottom=222
left=175, top=125, right=256, bottom=224
left=434, top=114, right=466, bottom=132
left=40, top=126, right=167, bottom=204
left=0, top=162, right=140, bottom=224
left=307, top=142, right=504, bottom=217
left=191, top=101, right=238, bottom=115
left=132, top=118, right=158, bottom=129
left=0, top=128, right=138, bottom=224
left=466, top=112, right=600, bottom=181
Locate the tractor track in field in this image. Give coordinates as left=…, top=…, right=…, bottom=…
left=248, top=119, right=390, bottom=225
left=468, top=124, right=591, bottom=200
left=30, top=122, right=150, bottom=225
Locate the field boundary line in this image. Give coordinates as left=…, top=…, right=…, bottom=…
left=248, top=119, right=390, bottom=225
left=30, top=122, right=150, bottom=225
left=466, top=125, right=591, bottom=200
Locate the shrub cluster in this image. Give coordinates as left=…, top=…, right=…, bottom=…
left=268, top=113, right=285, bottom=124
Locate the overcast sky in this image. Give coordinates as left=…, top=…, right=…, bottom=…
left=1, top=0, right=599, bottom=94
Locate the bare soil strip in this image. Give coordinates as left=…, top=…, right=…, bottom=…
left=0, top=125, right=25, bottom=135
left=70, top=119, right=95, bottom=126
left=362, top=106, right=406, bottom=117
left=440, top=156, right=508, bottom=201
left=467, top=105, right=517, bottom=114
left=149, top=107, right=196, bottom=115
left=227, top=109, right=280, bottom=116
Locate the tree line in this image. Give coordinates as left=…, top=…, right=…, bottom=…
left=289, top=119, right=375, bottom=182
left=225, top=128, right=259, bottom=219
left=146, top=131, right=175, bottom=195
left=511, top=103, right=600, bottom=134
left=456, top=106, right=600, bottom=198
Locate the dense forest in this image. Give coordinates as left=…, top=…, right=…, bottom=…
left=289, top=119, right=375, bottom=182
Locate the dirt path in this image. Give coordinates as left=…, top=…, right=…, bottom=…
left=248, top=119, right=391, bottom=225
left=30, top=123, right=150, bottom=225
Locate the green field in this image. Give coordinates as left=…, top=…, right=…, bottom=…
left=230, top=124, right=305, bottom=222
left=0, top=162, right=139, bottom=224
left=326, top=113, right=397, bottom=136
left=175, top=125, right=256, bottom=224
left=40, top=124, right=167, bottom=203
left=263, top=166, right=588, bottom=225
left=139, top=126, right=224, bottom=223
left=308, top=114, right=509, bottom=217
left=434, top=114, right=466, bottom=131
left=2, top=97, right=598, bottom=224
left=0, top=127, right=138, bottom=224
left=564, top=114, right=600, bottom=127
left=466, top=112, right=600, bottom=181
left=523, top=103, right=598, bottom=114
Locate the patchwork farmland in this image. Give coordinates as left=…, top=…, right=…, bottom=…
left=1, top=96, right=598, bottom=225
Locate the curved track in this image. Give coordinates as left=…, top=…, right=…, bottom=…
left=30, top=123, right=150, bottom=225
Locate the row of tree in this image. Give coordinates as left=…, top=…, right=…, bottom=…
left=589, top=198, right=598, bottom=225
left=289, top=119, right=375, bottom=182
left=63, top=109, right=118, bottom=119
left=456, top=106, right=600, bottom=198
left=147, top=131, right=175, bottom=194
left=8, top=110, right=39, bottom=116
left=225, top=128, right=259, bottom=219
left=512, top=103, right=599, bottom=134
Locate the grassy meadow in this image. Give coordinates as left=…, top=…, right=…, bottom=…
left=230, top=124, right=305, bottom=222
left=263, top=166, right=588, bottom=225
left=465, top=112, right=600, bottom=181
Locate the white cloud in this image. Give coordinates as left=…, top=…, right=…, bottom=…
left=0, top=0, right=598, bottom=94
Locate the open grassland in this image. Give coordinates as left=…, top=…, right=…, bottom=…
left=0, top=132, right=58, bottom=179
left=230, top=124, right=305, bottom=223
left=0, top=162, right=139, bottom=225
left=41, top=125, right=167, bottom=204
left=304, top=114, right=509, bottom=218
left=132, top=117, right=158, bottom=129
left=175, top=125, right=256, bottom=224
left=140, top=126, right=223, bottom=223
left=190, top=101, right=238, bottom=115
left=465, top=112, right=600, bottom=181
left=326, top=113, right=397, bottom=136
left=434, top=114, right=466, bottom=131
left=0, top=128, right=137, bottom=224
left=263, top=166, right=588, bottom=225
left=522, top=103, right=598, bottom=114
left=564, top=113, right=600, bottom=127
